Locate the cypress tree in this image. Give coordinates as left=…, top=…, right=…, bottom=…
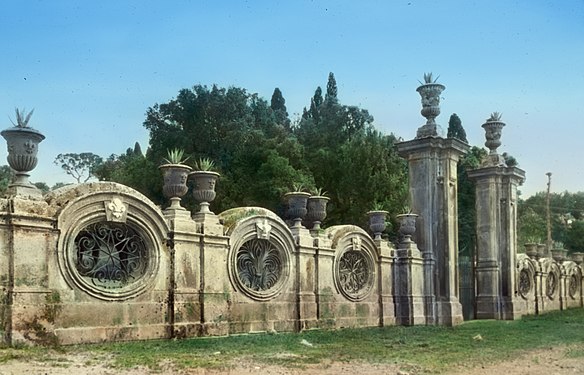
left=447, top=113, right=468, bottom=143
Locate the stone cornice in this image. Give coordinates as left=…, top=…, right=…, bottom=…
left=397, top=137, right=470, bottom=159
left=467, top=165, right=526, bottom=186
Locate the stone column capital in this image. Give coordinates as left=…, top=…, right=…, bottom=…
left=397, top=137, right=469, bottom=161
left=467, top=165, right=526, bottom=186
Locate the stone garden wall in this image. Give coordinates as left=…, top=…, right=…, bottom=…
left=0, top=183, right=400, bottom=345
left=515, top=253, right=583, bottom=315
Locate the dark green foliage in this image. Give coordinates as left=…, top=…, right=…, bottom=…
left=457, top=146, right=487, bottom=256
left=33, top=182, right=50, bottom=193
left=0, top=165, right=14, bottom=194
left=325, top=72, right=338, bottom=105
left=565, top=220, right=584, bottom=252
left=270, top=88, right=290, bottom=130
left=136, top=84, right=312, bottom=213
left=98, top=76, right=407, bottom=234
left=133, top=142, right=143, bottom=157
left=295, top=73, right=407, bottom=231
left=519, top=191, right=584, bottom=252
left=302, top=86, right=323, bottom=121
left=93, top=150, right=161, bottom=201
left=447, top=113, right=467, bottom=143
left=502, top=152, right=518, bottom=167
left=517, top=207, right=546, bottom=246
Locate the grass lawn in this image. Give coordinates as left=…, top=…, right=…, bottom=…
left=1, top=308, right=583, bottom=373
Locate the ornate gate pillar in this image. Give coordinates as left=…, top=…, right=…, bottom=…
left=467, top=115, right=525, bottom=320
left=397, top=77, right=468, bottom=326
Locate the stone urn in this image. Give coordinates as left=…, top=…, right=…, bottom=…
left=159, top=163, right=192, bottom=210
left=1, top=126, right=45, bottom=188
left=306, top=195, right=330, bottom=230
left=524, top=243, right=538, bottom=259
left=284, top=191, right=311, bottom=228
left=571, top=252, right=584, bottom=265
left=367, top=210, right=388, bottom=240
left=483, top=120, right=505, bottom=154
left=416, top=74, right=445, bottom=138
left=551, top=248, right=568, bottom=264
left=189, top=171, right=220, bottom=214
left=481, top=113, right=506, bottom=166
left=396, top=213, right=418, bottom=243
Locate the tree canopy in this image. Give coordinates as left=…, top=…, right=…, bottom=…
left=54, top=152, right=103, bottom=183
left=518, top=191, right=584, bottom=252
left=447, top=113, right=467, bottom=143
left=95, top=74, right=408, bottom=236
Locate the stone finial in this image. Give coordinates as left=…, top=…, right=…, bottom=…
left=416, top=73, right=445, bottom=138
left=481, top=112, right=507, bottom=167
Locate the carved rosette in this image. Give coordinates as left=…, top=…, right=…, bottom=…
left=518, top=269, right=532, bottom=298
left=546, top=271, right=558, bottom=298
left=334, top=235, right=375, bottom=302
left=236, top=239, right=282, bottom=293
left=223, top=211, right=294, bottom=302
left=75, top=222, right=148, bottom=290
left=54, top=184, right=167, bottom=301
left=189, top=171, right=220, bottom=214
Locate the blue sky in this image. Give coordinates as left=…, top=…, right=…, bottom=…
left=1, top=1, right=583, bottom=196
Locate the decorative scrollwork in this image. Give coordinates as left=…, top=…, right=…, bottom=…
left=569, top=274, right=580, bottom=299
left=236, top=239, right=282, bottom=292
left=546, top=272, right=557, bottom=298
left=338, top=250, right=372, bottom=299
left=74, top=222, right=148, bottom=289
left=518, top=269, right=532, bottom=298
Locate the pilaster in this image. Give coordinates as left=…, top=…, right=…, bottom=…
left=165, top=208, right=202, bottom=338
left=290, top=226, right=318, bottom=330
left=468, top=165, right=526, bottom=320
left=192, top=212, right=230, bottom=335
left=376, top=239, right=396, bottom=326
left=397, top=137, right=468, bottom=325
left=394, top=239, right=425, bottom=325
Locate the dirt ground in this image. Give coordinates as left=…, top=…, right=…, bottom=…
left=0, top=346, right=583, bottom=375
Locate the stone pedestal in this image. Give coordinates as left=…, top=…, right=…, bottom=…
left=290, top=225, right=318, bottom=330
left=192, top=211, right=229, bottom=335
left=376, top=239, right=396, bottom=326
left=165, top=208, right=203, bottom=338
left=468, top=165, right=525, bottom=320
left=394, top=239, right=425, bottom=325
left=397, top=137, right=468, bottom=326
